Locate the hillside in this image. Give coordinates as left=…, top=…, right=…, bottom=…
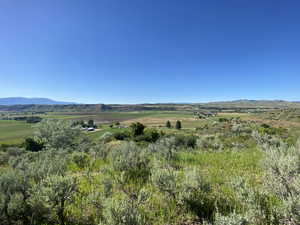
left=1, top=99, right=300, bottom=113
left=0, top=97, right=76, bottom=105
left=0, top=104, right=111, bottom=112
left=200, top=99, right=300, bottom=109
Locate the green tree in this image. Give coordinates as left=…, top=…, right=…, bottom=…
left=175, top=120, right=182, bottom=130
left=166, top=120, right=171, bottom=128
left=72, top=120, right=85, bottom=127
left=130, top=122, right=145, bottom=137
left=143, top=129, right=160, bottom=143
left=24, top=137, right=44, bottom=152
left=88, top=119, right=94, bottom=128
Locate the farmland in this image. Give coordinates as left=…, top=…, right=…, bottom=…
left=0, top=111, right=194, bottom=145
left=1, top=109, right=300, bottom=145
left=0, top=120, right=33, bottom=145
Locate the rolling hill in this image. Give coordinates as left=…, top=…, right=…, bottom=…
left=0, top=97, right=76, bottom=105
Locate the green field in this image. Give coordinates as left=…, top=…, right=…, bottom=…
left=0, top=120, right=33, bottom=145
left=0, top=111, right=195, bottom=145
left=2, top=110, right=300, bottom=145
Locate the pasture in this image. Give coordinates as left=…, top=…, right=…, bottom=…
left=1, top=110, right=300, bottom=145
left=0, top=111, right=194, bottom=144
left=0, top=120, right=33, bottom=145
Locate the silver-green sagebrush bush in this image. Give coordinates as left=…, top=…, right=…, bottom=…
left=0, top=170, right=19, bottom=223
left=197, top=135, right=224, bottom=151
left=37, top=175, right=78, bottom=225
left=34, top=119, right=82, bottom=150
left=101, top=195, right=147, bottom=225
left=9, top=151, right=67, bottom=182
left=151, top=164, right=180, bottom=199
left=100, top=132, right=114, bottom=143
left=148, top=137, right=178, bottom=161
left=109, top=142, right=151, bottom=181
left=253, top=131, right=300, bottom=225
left=71, top=151, right=91, bottom=169
left=212, top=212, right=251, bottom=225
left=179, top=169, right=215, bottom=222
left=0, top=148, right=70, bottom=225
left=91, top=143, right=110, bottom=160
left=261, top=139, right=300, bottom=224
left=179, top=169, right=211, bottom=202
left=252, top=130, right=286, bottom=150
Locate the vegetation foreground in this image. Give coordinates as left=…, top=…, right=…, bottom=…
left=0, top=114, right=299, bottom=225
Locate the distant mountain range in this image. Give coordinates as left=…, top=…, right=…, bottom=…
left=201, top=99, right=300, bottom=108
left=0, top=97, right=77, bottom=105
left=1, top=98, right=300, bottom=112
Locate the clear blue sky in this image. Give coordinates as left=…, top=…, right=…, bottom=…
left=1, top=0, right=300, bottom=104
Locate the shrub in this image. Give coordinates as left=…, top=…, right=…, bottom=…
left=100, top=132, right=114, bottom=143
left=91, top=143, right=110, bottom=160
left=110, top=142, right=150, bottom=182
left=218, top=117, right=229, bottom=122
left=252, top=130, right=285, bottom=150
left=179, top=169, right=214, bottom=222
left=0, top=170, right=20, bottom=223
left=213, top=212, right=252, bottom=225
left=148, top=137, right=178, bottom=161
left=72, top=152, right=91, bottom=169
left=113, top=130, right=131, bottom=141
left=34, top=119, right=82, bottom=150
left=0, top=168, right=34, bottom=225
left=130, top=122, right=145, bottom=137
left=260, top=139, right=300, bottom=224
left=24, top=137, right=44, bottom=152
left=197, top=135, right=224, bottom=151
left=174, top=135, right=198, bottom=149
left=0, top=151, right=9, bottom=165
left=261, top=123, right=271, bottom=129
left=141, top=128, right=161, bottom=143
left=6, top=147, right=25, bottom=157
left=72, top=120, right=85, bottom=127
left=151, top=165, right=179, bottom=199
left=102, top=196, right=147, bottom=225
left=37, top=175, right=78, bottom=225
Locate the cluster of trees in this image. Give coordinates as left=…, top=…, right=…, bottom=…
left=166, top=120, right=182, bottom=129
left=112, top=122, right=161, bottom=143
left=73, top=119, right=97, bottom=128
left=9, top=116, right=42, bottom=123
